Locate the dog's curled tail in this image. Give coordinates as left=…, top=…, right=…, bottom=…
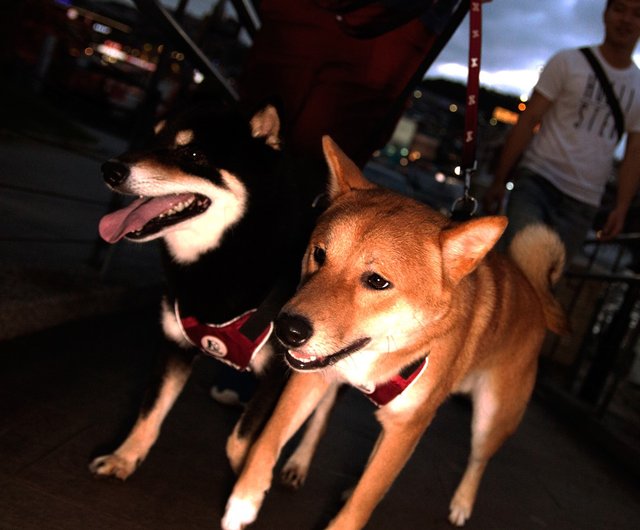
left=508, top=224, right=570, bottom=335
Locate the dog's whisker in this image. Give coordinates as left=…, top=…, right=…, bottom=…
left=388, top=334, right=400, bottom=354
left=412, top=312, right=429, bottom=332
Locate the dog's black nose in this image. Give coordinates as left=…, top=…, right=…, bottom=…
left=101, top=160, right=130, bottom=187
left=275, top=313, right=313, bottom=348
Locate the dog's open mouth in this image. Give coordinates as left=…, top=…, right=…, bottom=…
left=98, top=193, right=211, bottom=243
left=285, top=337, right=371, bottom=371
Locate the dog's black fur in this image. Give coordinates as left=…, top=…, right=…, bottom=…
left=90, top=103, right=326, bottom=480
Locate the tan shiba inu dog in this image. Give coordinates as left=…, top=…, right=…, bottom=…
left=221, top=137, right=568, bottom=530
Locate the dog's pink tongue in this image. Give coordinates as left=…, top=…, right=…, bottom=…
left=98, top=194, right=192, bottom=243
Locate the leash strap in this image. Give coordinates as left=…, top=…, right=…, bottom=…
left=461, top=0, right=485, bottom=172
left=451, top=0, right=490, bottom=221
left=239, top=272, right=295, bottom=341
left=239, top=191, right=329, bottom=341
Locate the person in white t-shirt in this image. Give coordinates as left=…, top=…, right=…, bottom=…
left=483, top=0, right=640, bottom=264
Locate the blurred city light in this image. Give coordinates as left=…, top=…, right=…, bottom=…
left=193, top=69, right=205, bottom=84
left=93, top=23, right=112, bottom=35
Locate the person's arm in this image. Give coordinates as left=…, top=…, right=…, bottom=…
left=598, top=131, right=640, bottom=239
left=483, top=90, right=553, bottom=213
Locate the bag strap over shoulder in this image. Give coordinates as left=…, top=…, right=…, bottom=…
left=580, top=46, right=625, bottom=142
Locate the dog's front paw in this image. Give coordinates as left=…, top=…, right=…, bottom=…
left=89, top=454, right=138, bottom=480
left=280, top=457, right=309, bottom=490
left=221, top=496, right=260, bottom=530
left=448, top=497, right=472, bottom=527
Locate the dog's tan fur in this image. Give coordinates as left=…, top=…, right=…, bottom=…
left=221, top=138, right=568, bottom=530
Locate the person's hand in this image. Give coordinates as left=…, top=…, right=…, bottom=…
left=482, top=179, right=506, bottom=214
left=597, top=207, right=627, bottom=240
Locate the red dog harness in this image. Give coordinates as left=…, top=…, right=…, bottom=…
left=359, top=356, right=429, bottom=407
left=176, top=302, right=273, bottom=371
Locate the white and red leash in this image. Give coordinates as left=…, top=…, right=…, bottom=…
left=451, top=0, right=491, bottom=220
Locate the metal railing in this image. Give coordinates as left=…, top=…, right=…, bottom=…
left=540, top=233, right=640, bottom=463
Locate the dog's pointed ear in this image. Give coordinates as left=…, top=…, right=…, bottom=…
left=250, top=105, right=281, bottom=150
left=322, top=136, right=376, bottom=199
left=440, top=216, right=507, bottom=285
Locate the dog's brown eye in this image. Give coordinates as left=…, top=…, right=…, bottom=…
left=312, top=246, right=326, bottom=266
left=364, top=273, right=391, bottom=290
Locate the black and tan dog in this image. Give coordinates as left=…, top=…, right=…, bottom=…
left=221, top=137, right=568, bottom=530
left=89, top=104, right=333, bottom=488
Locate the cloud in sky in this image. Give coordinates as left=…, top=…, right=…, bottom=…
left=428, top=0, right=607, bottom=96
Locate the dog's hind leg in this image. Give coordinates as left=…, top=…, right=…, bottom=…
left=448, top=367, right=536, bottom=527
left=89, top=347, right=194, bottom=480
left=280, top=381, right=340, bottom=489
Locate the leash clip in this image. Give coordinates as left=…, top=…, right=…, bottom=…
left=450, top=194, right=478, bottom=221
left=450, top=164, right=478, bottom=221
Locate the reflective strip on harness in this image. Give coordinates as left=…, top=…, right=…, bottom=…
left=359, top=356, right=429, bottom=407
left=176, top=302, right=273, bottom=371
